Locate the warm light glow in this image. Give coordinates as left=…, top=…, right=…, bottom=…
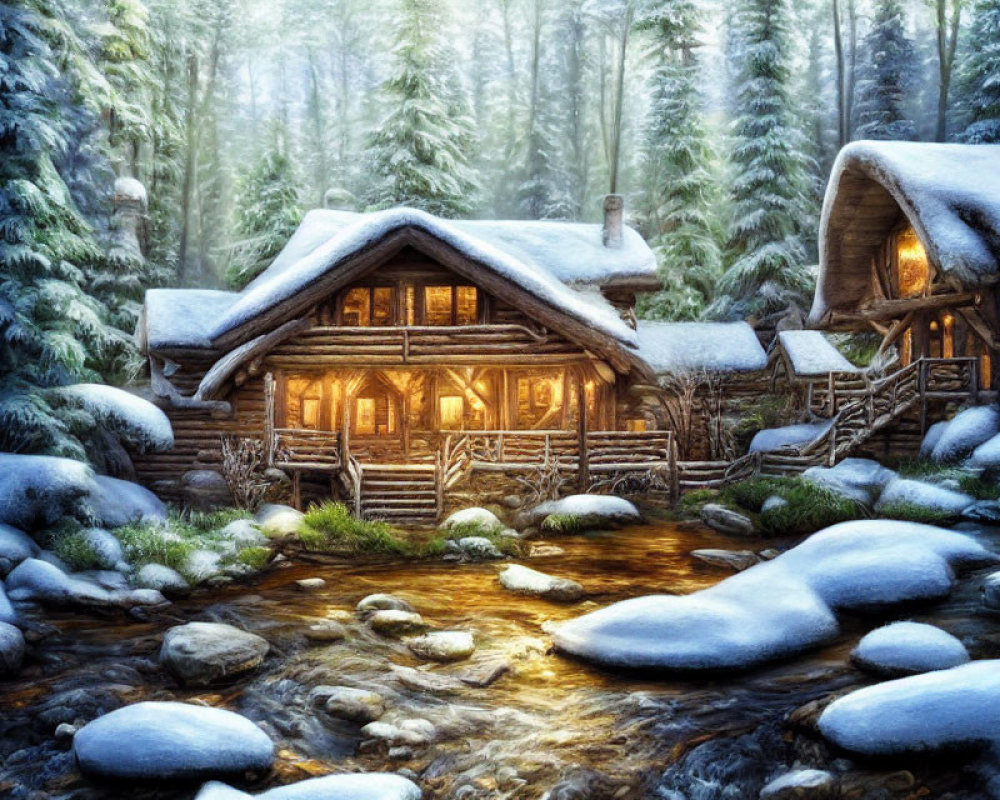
left=456, top=286, right=478, bottom=324
left=942, top=314, right=954, bottom=359
left=356, top=397, right=375, bottom=435
left=982, top=353, right=992, bottom=389
left=424, top=286, right=453, bottom=325
left=342, top=287, right=370, bottom=326
left=439, top=395, right=464, bottom=429
left=626, top=418, right=647, bottom=432
left=896, top=228, right=930, bottom=298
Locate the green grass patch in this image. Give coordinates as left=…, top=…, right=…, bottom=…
left=298, top=501, right=413, bottom=555
left=957, top=473, right=1000, bottom=501
left=236, top=546, right=271, bottom=570
left=678, top=488, right=718, bottom=514
left=52, top=530, right=104, bottom=571
left=896, top=459, right=954, bottom=479
left=721, top=476, right=865, bottom=537
left=114, top=523, right=198, bottom=572
left=720, top=478, right=788, bottom=513
left=876, top=501, right=957, bottom=526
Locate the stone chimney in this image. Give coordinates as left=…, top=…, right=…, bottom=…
left=111, top=176, right=148, bottom=260
left=602, top=194, right=624, bottom=248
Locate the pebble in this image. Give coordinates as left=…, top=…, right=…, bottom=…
left=304, top=621, right=347, bottom=643
left=368, top=610, right=427, bottom=637
left=295, top=578, right=326, bottom=591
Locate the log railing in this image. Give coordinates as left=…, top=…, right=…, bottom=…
left=442, top=433, right=474, bottom=490
left=274, top=428, right=341, bottom=471
left=466, top=430, right=672, bottom=471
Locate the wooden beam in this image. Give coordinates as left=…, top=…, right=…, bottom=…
left=876, top=312, right=914, bottom=357
left=576, top=367, right=589, bottom=491
left=829, top=291, right=978, bottom=324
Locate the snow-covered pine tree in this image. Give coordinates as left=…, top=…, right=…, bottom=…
left=854, top=0, right=918, bottom=141
left=712, top=0, right=812, bottom=321
left=636, top=0, right=724, bottom=321
left=363, top=0, right=481, bottom=217
left=0, top=2, right=126, bottom=456
left=959, top=0, right=1000, bottom=143
left=225, top=130, right=304, bottom=289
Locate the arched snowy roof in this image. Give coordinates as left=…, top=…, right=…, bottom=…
left=810, top=142, right=1000, bottom=325
left=145, top=207, right=657, bottom=351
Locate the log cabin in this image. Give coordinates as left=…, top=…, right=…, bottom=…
left=135, top=198, right=710, bottom=521
left=810, top=141, right=1000, bottom=393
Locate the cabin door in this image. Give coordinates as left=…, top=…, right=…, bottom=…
left=353, top=386, right=399, bottom=437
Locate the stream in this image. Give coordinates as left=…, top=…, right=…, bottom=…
left=2, top=520, right=1000, bottom=800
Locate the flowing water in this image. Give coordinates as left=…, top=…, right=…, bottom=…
left=2, top=521, right=1000, bottom=799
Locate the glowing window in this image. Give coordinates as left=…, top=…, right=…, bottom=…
left=405, top=285, right=416, bottom=326
left=626, top=418, right=647, bottom=432
left=341, top=288, right=370, bottom=326
left=896, top=228, right=930, bottom=298
left=372, top=287, right=393, bottom=326
left=439, top=395, right=464, bottom=429
left=456, top=286, right=478, bottom=324
left=356, top=398, right=376, bottom=435
left=424, top=286, right=453, bottom=326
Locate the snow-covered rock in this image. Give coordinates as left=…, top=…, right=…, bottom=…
left=195, top=774, right=421, bottom=800
left=440, top=507, right=503, bottom=532
left=803, top=458, right=896, bottom=506
left=160, top=622, right=269, bottom=687
left=0, top=582, right=17, bottom=626
left=79, top=528, right=125, bottom=570
left=749, top=420, right=833, bottom=453
left=184, top=549, right=223, bottom=583
left=875, top=477, right=973, bottom=515
left=818, top=660, right=1000, bottom=756
left=498, top=564, right=584, bottom=601
left=134, top=563, right=190, bottom=596
left=219, top=519, right=266, bottom=547
left=850, top=621, right=969, bottom=676
left=7, top=558, right=117, bottom=609
left=0, top=524, right=39, bottom=575
left=0, top=622, right=24, bottom=676
left=982, top=571, right=1000, bottom=611
left=553, top=521, right=993, bottom=672
left=700, top=504, right=755, bottom=536
left=969, top=433, right=1000, bottom=468
left=73, top=701, right=274, bottom=780
left=530, top=494, right=640, bottom=523
left=759, top=769, right=836, bottom=800
left=407, top=631, right=476, bottom=662
left=60, top=384, right=173, bottom=453
left=930, top=405, right=1000, bottom=464
left=255, top=503, right=303, bottom=536
left=920, top=420, right=949, bottom=459
left=448, top=536, right=504, bottom=560
left=87, top=475, right=167, bottom=528
left=0, top=454, right=96, bottom=530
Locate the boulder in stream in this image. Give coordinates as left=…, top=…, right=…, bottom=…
left=160, top=621, right=269, bottom=686
left=982, top=570, right=1000, bottom=611
left=73, top=701, right=274, bottom=780
left=368, top=610, right=427, bottom=637
left=498, top=564, right=584, bottom=601
left=312, top=685, right=386, bottom=723
left=759, top=769, right=837, bottom=800
left=194, top=774, right=421, bottom=800
left=690, top=549, right=760, bottom=572
left=134, top=563, right=190, bottom=596
left=850, top=621, right=969, bottom=677
left=254, top=503, right=303, bottom=536
left=700, top=504, right=755, bottom=536
left=355, top=593, right=415, bottom=617
left=0, top=621, right=24, bottom=676
left=407, top=630, right=476, bottom=662
left=0, top=524, right=39, bottom=575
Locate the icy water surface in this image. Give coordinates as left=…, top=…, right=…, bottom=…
left=2, top=521, right=1000, bottom=799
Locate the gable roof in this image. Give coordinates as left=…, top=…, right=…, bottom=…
left=635, top=321, right=768, bottom=374
left=777, top=330, right=861, bottom=377
left=144, top=207, right=657, bottom=353
left=810, top=141, right=1000, bottom=325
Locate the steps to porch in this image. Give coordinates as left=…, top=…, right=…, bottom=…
left=358, top=464, right=439, bottom=524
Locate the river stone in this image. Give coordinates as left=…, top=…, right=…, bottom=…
left=760, top=769, right=837, bottom=800
left=368, top=610, right=427, bottom=637
left=850, top=621, right=969, bottom=677
left=0, top=621, right=25, bottom=676
left=691, top=549, right=760, bottom=572
left=361, top=718, right=437, bottom=746
left=134, top=563, right=190, bottom=596
left=316, top=686, right=386, bottom=722
left=254, top=503, right=303, bottom=536
left=441, top=506, right=504, bottom=532
left=181, top=470, right=233, bottom=511
left=0, top=524, right=39, bottom=575
left=304, top=620, right=347, bottom=643
left=983, top=571, right=1000, bottom=611
left=875, top=478, right=974, bottom=515
left=296, top=577, right=326, bottom=591
left=0, top=582, right=16, bottom=625
left=195, top=774, right=421, bottom=800
left=407, top=630, right=476, bottom=662
left=453, top=536, right=503, bottom=560
left=160, top=622, right=269, bottom=686
left=73, top=701, right=274, bottom=780
left=6, top=558, right=114, bottom=608
left=89, top=475, right=167, bottom=528
left=529, top=543, right=565, bottom=558
left=498, top=564, right=584, bottom=601
left=700, top=504, right=755, bottom=536
left=356, top=593, right=416, bottom=617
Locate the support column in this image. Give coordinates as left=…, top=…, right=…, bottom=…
left=576, top=367, right=589, bottom=491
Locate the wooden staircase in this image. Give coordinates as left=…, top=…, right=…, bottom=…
left=354, top=462, right=441, bottom=525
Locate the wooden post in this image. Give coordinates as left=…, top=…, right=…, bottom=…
left=291, top=470, right=301, bottom=510
left=341, top=385, right=353, bottom=465
left=577, top=368, right=590, bottom=491
left=435, top=449, right=444, bottom=519
left=263, top=372, right=276, bottom=467
left=919, top=358, right=928, bottom=434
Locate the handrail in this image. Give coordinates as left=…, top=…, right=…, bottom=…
left=305, top=323, right=550, bottom=342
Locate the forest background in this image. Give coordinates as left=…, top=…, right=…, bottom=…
left=2, top=0, right=998, bottom=454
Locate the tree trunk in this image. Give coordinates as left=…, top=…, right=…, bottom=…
left=608, top=2, right=633, bottom=195
left=935, top=0, right=963, bottom=142
left=832, top=0, right=846, bottom=147
left=177, top=51, right=199, bottom=284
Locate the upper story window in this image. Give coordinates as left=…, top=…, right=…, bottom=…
left=894, top=227, right=930, bottom=298
left=336, top=283, right=480, bottom=327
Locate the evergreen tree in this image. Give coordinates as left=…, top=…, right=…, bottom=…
left=363, top=0, right=481, bottom=217
left=636, top=0, right=724, bottom=321
left=854, top=0, right=918, bottom=140
left=959, top=0, right=1000, bottom=142
left=0, top=2, right=126, bottom=456
left=225, top=133, right=304, bottom=289
left=712, top=0, right=812, bottom=321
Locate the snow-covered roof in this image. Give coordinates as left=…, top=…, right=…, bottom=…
left=146, top=208, right=657, bottom=351
left=145, top=289, right=238, bottom=350
left=634, top=321, right=768, bottom=374
left=811, top=141, right=1000, bottom=324
left=777, top=330, right=860, bottom=376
